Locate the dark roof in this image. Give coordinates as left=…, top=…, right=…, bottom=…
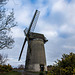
left=29, top=32, right=48, bottom=43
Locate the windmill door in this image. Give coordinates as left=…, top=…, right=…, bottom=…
left=40, top=64, right=44, bottom=71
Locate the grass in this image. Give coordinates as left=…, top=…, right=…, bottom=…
left=0, top=71, right=21, bottom=75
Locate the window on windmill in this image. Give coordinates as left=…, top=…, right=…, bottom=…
left=40, top=64, right=44, bottom=71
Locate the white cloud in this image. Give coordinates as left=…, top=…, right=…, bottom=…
left=5, top=0, right=22, bottom=8
left=63, top=45, right=75, bottom=49
left=39, top=6, right=49, bottom=17
left=66, top=3, right=75, bottom=25
left=41, top=31, right=58, bottom=39
left=11, top=27, right=24, bottom=38
left=52, top=0, right=66, bottom=13
left=14, top=6, right=33, bottom=26
left=7, top=57, right=25, bottom=67
left=51, top=0, right=75, bottom=25
left=59, top=24, right=75, bottom=35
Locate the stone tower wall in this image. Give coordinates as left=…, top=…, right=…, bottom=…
left=25, top=39, right=47, bottom=72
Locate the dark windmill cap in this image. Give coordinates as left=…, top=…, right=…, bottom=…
left=29, top=32, right=48, bottom=43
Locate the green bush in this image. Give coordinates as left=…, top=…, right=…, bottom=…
left=47, top=52, right=75, bottom=75
left=0, top=64, right=12, bottom=72
left=39, top=72, right=45, bottom=75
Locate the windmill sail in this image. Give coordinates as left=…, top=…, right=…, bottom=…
left=18, top=10, right=40, bottom=61
left=18, top=38, right=27, bottom=61
left=30, top=10, right=40, bottom=32
left=27, top=10, right=40, bottom=34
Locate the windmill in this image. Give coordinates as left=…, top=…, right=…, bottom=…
left=18, top=10, right=48, bottom=72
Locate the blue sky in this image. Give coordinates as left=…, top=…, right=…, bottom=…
left=0, top=0, right=75, bottom=67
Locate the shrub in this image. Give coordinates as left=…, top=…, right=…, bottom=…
left=0, top=64, right=12, bottom=72
left=39, top=71, right=45, bottom=75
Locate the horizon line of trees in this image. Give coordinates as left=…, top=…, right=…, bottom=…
left=0, top=51, right=75, bottom=74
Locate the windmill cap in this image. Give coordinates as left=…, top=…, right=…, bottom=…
left=29, top=32, right=48, bottom=43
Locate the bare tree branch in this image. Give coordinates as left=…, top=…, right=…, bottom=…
left=0, top=53, right=8, bottom=65
left=0, top=0, right=17, bottom=50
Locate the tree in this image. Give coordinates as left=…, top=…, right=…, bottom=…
left=0, top=53, right=8, bottom=65
left=57, top=53, right=75, bottom=68
left=47, top=52, right=75, bottom=75
left=0, top=0, right=17, bottom=49
left=0, top=64, right=12, bottom=72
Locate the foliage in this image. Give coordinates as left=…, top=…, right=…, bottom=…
left=47, top=52, right=75, bottom=75
left=0, top=53, right=8, bottom=65
left=0, top=64, right=12, bottom=72
left=0, top=0, right=17, bottom=50
left=0, top=54, right=12, bottom=73
left=39, top=71, right=45, bottom=75
left=18, top=64, right=25, bottom=69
